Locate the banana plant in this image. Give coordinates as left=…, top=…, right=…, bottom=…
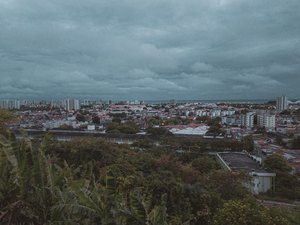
left=0, top=133, right=69, bottom=225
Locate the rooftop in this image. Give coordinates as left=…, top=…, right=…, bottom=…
left=218, top=152, right=269, bottom=173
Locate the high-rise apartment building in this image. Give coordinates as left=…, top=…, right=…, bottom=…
left=257, top=114, right=276, bottom=130
left=83, top=99, right=90, bottom=106
left=276, top=95, right=288, bottom=112
left=240, top=112, right=255, bottom=128
left=0, top=99, right=20, bottom=110
left=64, top=99, right=80, bottom=111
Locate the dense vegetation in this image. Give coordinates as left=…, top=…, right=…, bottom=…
left=0, top=134, right=298, bottom=225
left=106, top=121, right=139, bottom=134
left=292, top=136, right=300, bottom=149
left=264, top=154, right=300, bottom=200
left=0, top=109, right=299, bottom=224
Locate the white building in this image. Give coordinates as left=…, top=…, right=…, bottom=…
left=210, top=110, right=221, bottom=117
left=43, top=120, right=78, bottom=129
left=221, top=116, right=236, bottom=125
left=87, top=124, right=96, bottom=131
left=276, top=95, right=288, bottom=112
left=257, top=114, right=276, bottom=130
left=50, top=100, right=63, bottom=108
left=217, top=152, right=276, bottom=194
left=240, top=112, right=255, bottom=128
left=83, top=99, right=90, bottom=106
left=64, top=99, right=80, bottom=111
left=0, top=99, right=20, bottom=110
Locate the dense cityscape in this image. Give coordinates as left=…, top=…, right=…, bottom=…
left=1, top=95, right=300, bottom=187
left=1, top=95, right=300, bottom=224
left=1, top=0, right=300, bottom=224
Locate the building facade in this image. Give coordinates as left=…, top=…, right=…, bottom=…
left=216, top=152, right=276, bottom=194
left=257, top=114, right=276, bottom=130
left=64, top=99, right=80, bottom=111
left=0, top=99, right=20, bottom=110
left=276, top=95, right=288, bottom=112
left=241, top=112, right=255, bottom=128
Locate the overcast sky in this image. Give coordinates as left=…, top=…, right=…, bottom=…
left=0, top=0, right=299, bottom=100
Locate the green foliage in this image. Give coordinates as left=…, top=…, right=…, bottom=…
left=264, top=154, right=300, bottom=199
left=45, top=138, right=121, bottom=171
left=210, top=139, right=243, bottom=151
left=264, top=154, right=292, bottom=174
left=0, top=109, right=15, bottom=135
left=207, top=126, right=222, bottom=135
left=268, top=207, right=298, bottom=225
left=255, top=127, right=266, bottom=135
left=212, top=199, right=290, bottom=225
left=275, top=136, right=283, bottom=145
left=196, top=117, right=221, bottom=127
left=59, top=124, right=74, bottom=130
left=146, top=127, right=173, bottom=136
left=112, top=116, right=122, bottom=124
left=242, top=136, right=254, bottom=152
left=273, top=173, right=300, bottom=199
left=0, top=134, right=68, bottom=225
left=0, top=109, right=15, bottom=125
left=76, top=113, right=85, bottom=122
left=92, top=116, right=100, bottom=124
left=107, top=121, right=139, bottom=134
left=287, top=206, right=300, bottom=225
left=191, top=156, right=218, bottom=173
left=132, top=138, right=153, bottom=149
left=207, top=171, right=251, bottom=200
left=291, top=137, right=300, bottom=149
left=0, top=132, right=299, bottom=224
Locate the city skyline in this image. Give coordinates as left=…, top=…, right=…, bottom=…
left=1, top=96, right=300, bottom=102
left=1, top=0, right=300, bottom=100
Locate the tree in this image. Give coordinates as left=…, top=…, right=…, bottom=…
left=242, top=136, right=254, bottom=152
left=275, top=136, right=283, bottom=145
left=264, top=154, right=300, bottom=199
left=112, top=117, right=121, bottom=124
left=264, top=154, right=292, bottom=174
left=255, top=127, right=266, bottom=135
left=292, top=137, right=300, bottom=149
left=207, top=171, right=250, bottom=200
left=146, top=127, right=173, bottom=136
left=207, top=126, right=222, bottom=135
left=207, top=117, right=221, bottom=127
left=118, top=122, right=139, bottom=134
left=92, top=116, right=100, bottom=124
left=76, top=114, right=85, bottom=122
left=106, top=121, right=139, bottom=134
left=0, top=110, right=15, bottom=135
left=132, top=139, right=153, bottom=149
left=106, top=122, right=120, bottom=133
left=59, top=124, right=74, bottom=130
left=287, top=206, right=300, bottom=225
left=191, top=156, right=218, bottom=173
left=0, top=109, right=15, bottom=125
left=212, top=199, right=290, bottom=225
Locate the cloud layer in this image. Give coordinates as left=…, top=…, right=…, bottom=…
left=0, top=0, right=299, bottom=100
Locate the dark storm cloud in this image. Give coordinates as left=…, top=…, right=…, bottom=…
left=0, top=0, right=299, bottom=100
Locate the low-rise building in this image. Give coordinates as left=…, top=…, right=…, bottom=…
left=216, top=152, right=276, bottom=194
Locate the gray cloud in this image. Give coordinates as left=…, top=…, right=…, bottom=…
left=0, top=0, right=299, bottom=100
